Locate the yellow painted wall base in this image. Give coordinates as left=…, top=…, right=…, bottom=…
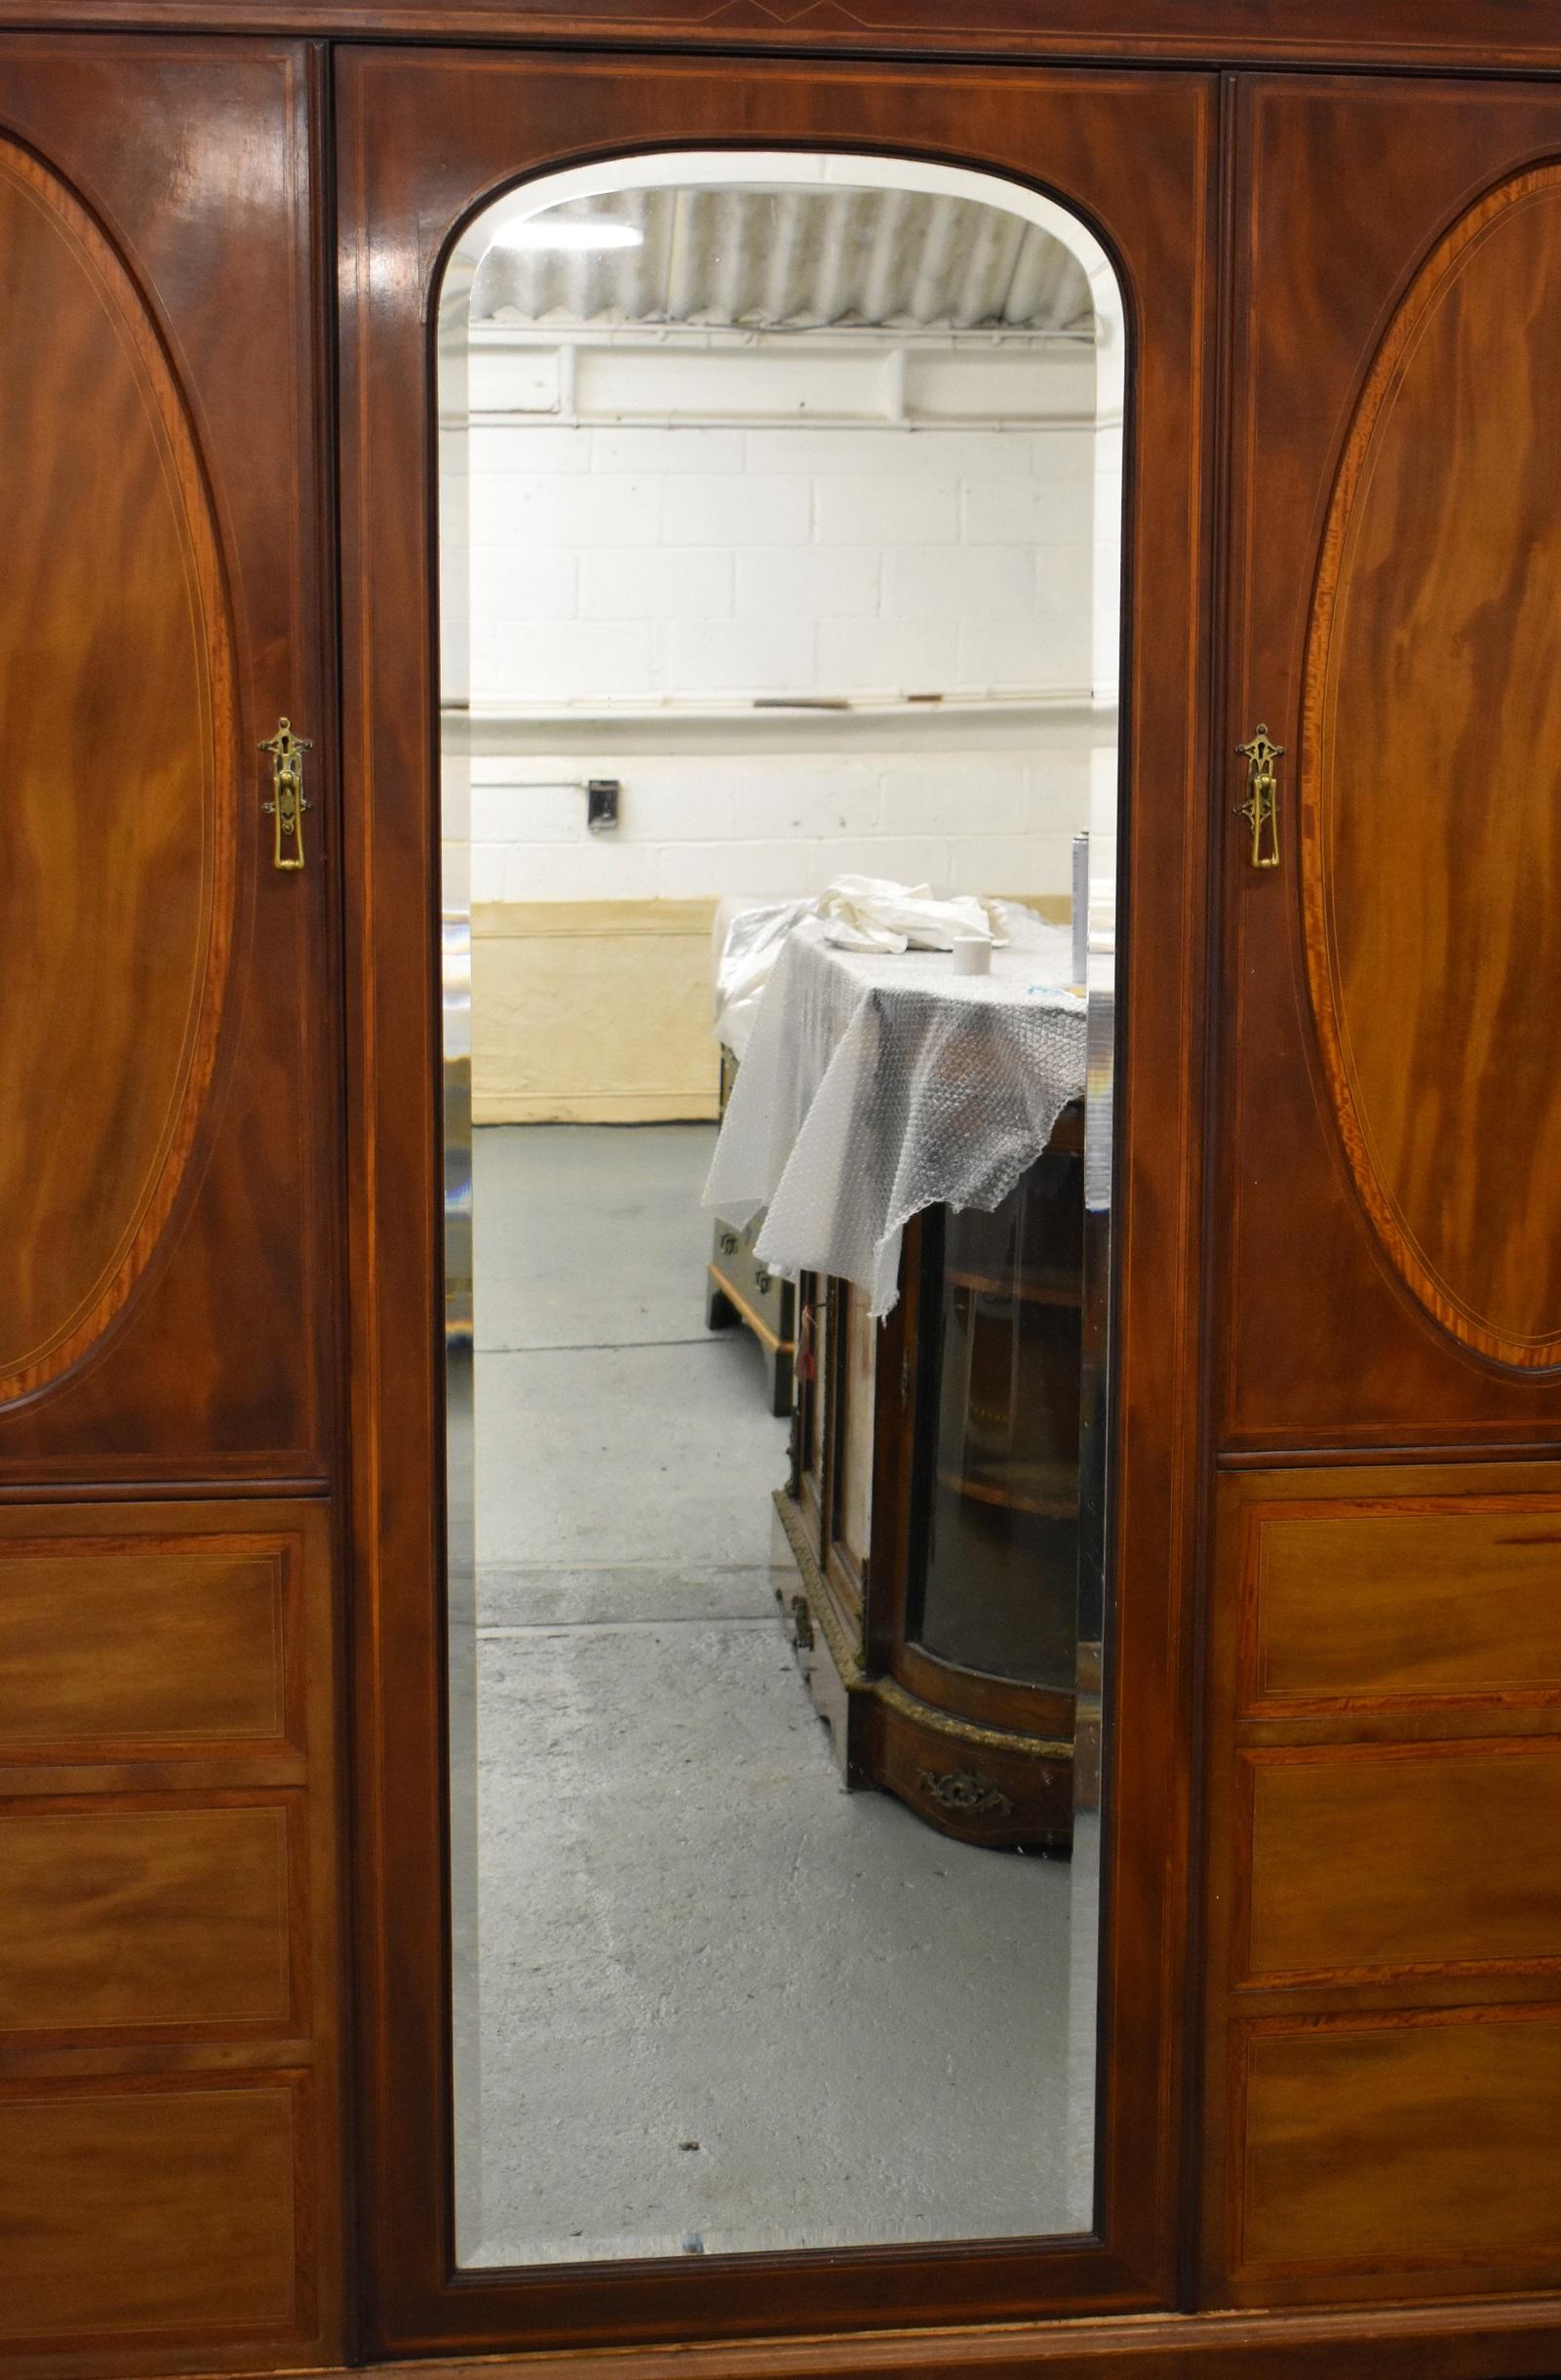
left=472, top=898, right=722, bottom=1125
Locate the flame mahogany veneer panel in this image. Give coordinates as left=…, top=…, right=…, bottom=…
left=0, top=35, right=334, bottom=1483
left=0, top=138, right=233, bottom=1408
left=1219, top=74, right=1561, bottom=1448
left=1299, top=165, right=1561, bottom=1371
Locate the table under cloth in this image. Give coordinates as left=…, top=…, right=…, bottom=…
left=702, top=918, right=1087, bottom=1317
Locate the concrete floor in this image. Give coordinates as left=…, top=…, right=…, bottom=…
left=458, top=1123, right=1097, bottom=2267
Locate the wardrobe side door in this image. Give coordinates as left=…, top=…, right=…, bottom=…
left=0, top=39, right=344, bottom=2379
left=0, top=35, right=336, bottom=1486
left=1206, top=74, right=1561, bottom=2312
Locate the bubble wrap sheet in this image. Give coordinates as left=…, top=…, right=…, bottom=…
left=703, top=920, right=1086, bottom=1317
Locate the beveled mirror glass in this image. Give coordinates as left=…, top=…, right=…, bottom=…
left=438, top=151, right=1123, bottom=2270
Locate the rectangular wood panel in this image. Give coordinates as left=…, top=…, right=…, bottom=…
left=0, top=32, right=335, bottom=1487
left=1216, top=72, right=1561, bottom=1454
left=1201, top=1463, right=1561, bottom=2310
left=1243, top=1499, right=1561, bottom=1710
left=0, top=1537, right=293, bottom=1752
left=0, top=1797, right=295, bottom=2033
left=0, top=2075, right=305, bottom=2343
left=1243, top=1744, right=1561, bottom=1981
left=0, top=1492, right=340, bottom=2366
left=1234, top=2010, right=1561, bottom=2282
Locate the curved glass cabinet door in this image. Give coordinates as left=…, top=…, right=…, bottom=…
left=916, top=1128, right=1089, bottom=1698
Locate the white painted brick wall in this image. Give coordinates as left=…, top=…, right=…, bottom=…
left=461, top=417, right=1117, bottom=907
left=469, top=747, right=1096, bottom=909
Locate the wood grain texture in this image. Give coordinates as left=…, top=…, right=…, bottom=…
left=131, top=2296, right=1561, bottom=2380
left=1200, top=1462, right=1561, bottom=2315
left=0, top=1537, right=295, bottom=1756
left=0, top=1496, right=342, bottom=2372
left=1241, top=1495, right=1561, bottom=1713
left=1231, top=2008, right=1561, bottom=2291
left=0, top=39, right=345, bottom=2361
left=1217, top=76, right=1561, bottom=1450
left=19, top=0, right=1561, bottom=71
left=339, top=44, right=1213, bottom=2358
left=864, top=1691, right=1075, bottom=1849
left=0, top=35, right=336, bottom=1482
left=20, top=24, right=1561, bottom=2376
left=1302, top=164, right=1561, bottom=1369
left=0, top=2073, right=306, bottom=2346
left=0, top=1796, right=297, bottom=2034
left=1240, top=1741, right=1561, bottom=1983
left=0, top=137, right=232, bottom=1404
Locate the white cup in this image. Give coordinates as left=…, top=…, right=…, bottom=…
left=951, top=935, right=992, bottom=976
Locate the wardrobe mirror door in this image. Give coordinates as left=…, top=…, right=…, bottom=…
left=437, top=152, right=1122, bottom=2270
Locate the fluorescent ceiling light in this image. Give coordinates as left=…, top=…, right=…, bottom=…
left=490, top=217, right=644, bottom=254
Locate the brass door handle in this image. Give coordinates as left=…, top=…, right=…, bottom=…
left=1236, top=722, right=1283, bottom=869
left=261, top=717, right=312, bottom=871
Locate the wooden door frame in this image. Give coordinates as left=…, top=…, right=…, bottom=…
left=337, top=41, right=1216, bottom=2360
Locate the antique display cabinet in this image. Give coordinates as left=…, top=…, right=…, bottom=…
left=2, top=7, right=1561, bottom=2380
left=779, top=1108, right=1096, bottom=1851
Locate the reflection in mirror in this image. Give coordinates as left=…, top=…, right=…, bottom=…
left=440, top=153, right=1123, bottom=2269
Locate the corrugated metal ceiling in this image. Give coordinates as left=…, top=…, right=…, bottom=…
left=473, top=186, right=1095, bottom=334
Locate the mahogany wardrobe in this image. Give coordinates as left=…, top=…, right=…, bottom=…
left=2, top=9, right=1561, bottom=2380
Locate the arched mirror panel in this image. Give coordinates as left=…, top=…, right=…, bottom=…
left=437, top=148, right=1125, bottom=2271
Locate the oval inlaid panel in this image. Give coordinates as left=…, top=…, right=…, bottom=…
left=0, top=142, right=234, bottom=1401
left=1304, top=166, right=1561, bottom=1369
